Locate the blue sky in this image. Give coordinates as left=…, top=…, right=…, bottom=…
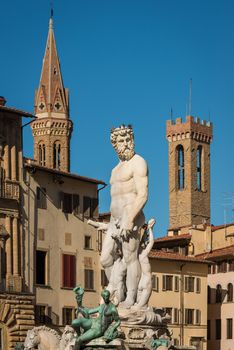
left=0, top=0, right=234, bottom=236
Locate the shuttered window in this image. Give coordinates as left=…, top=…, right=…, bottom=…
left=174, top=276, right=179, bottom=292
left=185, top=309, right=194, bottom=325
left=196, top=278, right=201, bottom=293
left=185, top=276, right=195, bottom=292
left=62, top=254, right=76, bottom=288
left=174, top=308, right=179, bottom=324
left=85, top=269, right=94, bottom=290
left=162, top=275, right=173, bottom=291
left=152, top=275, right=159, bottom=292
left=195, top=309, right=201, bottom=325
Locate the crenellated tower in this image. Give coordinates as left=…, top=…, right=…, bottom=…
left=31, top=16, right=73, bottom=172
left=166, top=116, right=213, bottom=229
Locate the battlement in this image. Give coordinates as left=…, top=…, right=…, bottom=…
left=166, top=115, right=213, bottom=143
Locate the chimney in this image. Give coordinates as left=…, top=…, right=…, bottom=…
left=0, top=96, right=6, bottom=106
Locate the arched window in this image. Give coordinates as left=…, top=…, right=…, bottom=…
left=216, top=284, right=222, bottom=303
left=39, top=143, right=46, bottom=166
left=196, top=146, right=202, bottom=191
left=53, top=142, right=61, bottom=170
left=207, top=286, right=211, bottom=304
left=177, top=145, right=184, bottom=190
left=227, top=283, right=233, bottom=302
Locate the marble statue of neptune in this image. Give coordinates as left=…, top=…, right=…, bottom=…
left=101, top=125, right=148, bottom=308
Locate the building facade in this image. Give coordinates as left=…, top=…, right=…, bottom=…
left=149, top=252, right=209, bottom=350
left=166, top=116, right=212, bottom=229
left=0, top=98, right=35, bottom=349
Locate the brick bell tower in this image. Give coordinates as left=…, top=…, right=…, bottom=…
left=166, top=116, right=213, bottom=229
left=31, top=15, right=73, bottom=172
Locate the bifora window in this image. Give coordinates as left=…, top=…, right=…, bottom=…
left=39, top=143, right=46, bottom=166
left=53, top=142, right=61, bottom=170
left=196, top=146, right=202, bottom=191
left=177, top=145, right=184, bottom=190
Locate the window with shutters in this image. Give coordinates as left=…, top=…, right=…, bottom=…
left=196, top=278, right=201, bottom=293
left=152, top=274, right=159, bottom=292
left=62, top=254, right=76, bottom=288
left=165, top=308, right=172, bottom=320
left=195, top=310, right=201, bottom=325
left=84, top=236, right=92, bottom=249
left=185, top=276, right=195, bottom=292
left=36, top=187, right=47, bottom=209
left=173, top=308, right=179, bottom=324
left=62, top=307, right=75, bottom=326
left=162, top=275, right=173, bottom=291
left=36, top=250, right=48, bottom=285
left=185, top=309, right=194, bottom=325
left=174, top=276, right=179, bottom=292
left=85, top=269, right=94, bottom=290
left=227, top=318, right=233, bottom=339
left=101, top=270, right=108, bottom=287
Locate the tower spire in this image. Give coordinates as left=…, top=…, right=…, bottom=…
left=32, top=15, right=73, bottom=172
left=34, top=15, right=69, bottom=118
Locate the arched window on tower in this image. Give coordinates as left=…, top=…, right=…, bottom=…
left=196, top=146, right=202, bottom=191
left=177, top=145, right=184, bottom=190
left=227, top=283, right=233, bottom=302
left=53, top=142, right=61, bottom=170
left=39, top=143, right=46, bottom=166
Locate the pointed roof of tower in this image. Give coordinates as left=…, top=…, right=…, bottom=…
left=34, top=16, right=69, bottom=118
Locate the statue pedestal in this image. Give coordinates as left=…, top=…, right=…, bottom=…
left=83, top=338, right=123, bottom=349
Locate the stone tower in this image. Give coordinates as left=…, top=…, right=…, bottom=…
left=166, top=116, right=213, bottom=229
left=31, top=16, right=73, bottom=172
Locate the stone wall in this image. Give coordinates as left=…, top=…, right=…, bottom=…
left=0, top=293, right=35, bottom=349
